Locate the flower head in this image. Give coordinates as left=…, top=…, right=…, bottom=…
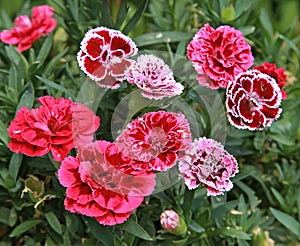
left=187, top=23, right=253, bottom=89
left=77, top=27, right=138, bottom=89
left=117, top=111, right=192, bottom=171
left=126, top=54, right=184, bottom=99
left=7, top=96, right=100, bottom=161
left=254, top=62, right=287, bottom=99
left=179, top=137, right=238, bottom=196
left=58, top=140, right=155, bottom=226
left=160, top=209, right=187, bottom=235
left=0, top=5, right=56, bottom=52
left=226, top=70, right=282, bottom=130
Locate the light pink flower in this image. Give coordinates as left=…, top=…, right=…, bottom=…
left=226, top=70, right=282, bottom=130
left=0, top=5, right=56, bottom=52
left=7, top=96, right=100, bottom=162
left=160, top=210, right=180, bottom=231
left=58, top=140, right=155, bottom=226
left=116, top=111, right=192, bottom=171
left=126, top=54, right=184, bottom=99
left=179, top=137, right=238, bottom=196
left=77, top=27, right=137, bottom=89
left=254, top=62, right=287, bottom=99
left=187, top=23, right=253, bottom=89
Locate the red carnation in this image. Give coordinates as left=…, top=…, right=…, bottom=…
left=254, top=62, right=287, bottom=99
left=187, top=23, right=254, bottom=89
left=7, top=96, right=100, bottom=161
left=77, top=27, right=137, bottom=89
left=0, top=5, right=56, bottom=52
left=226, top=70, right=282, bottom=130
left=116, top=111, right=192, bottom=171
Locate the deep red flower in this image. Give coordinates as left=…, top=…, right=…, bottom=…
left=77, top=27, right=137, bottom=89
left=0, top=5, right=56, bottom=52
left=226, top=70, right=282, bottom=130
left=254, top=62, right=287, bottom=99
left=187, top=23, right=253, bottom=89
left=7, top=96, right=100, bottom=161
left=116, top=111, right=192, bottom=171
left=58, top=141, right=155, bottom=226
left=179, top=137, right=238, bottom=196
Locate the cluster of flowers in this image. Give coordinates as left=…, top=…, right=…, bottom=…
left=187, top=23, right=287, bottom=130
left=2, top=5, right=286, bottom=227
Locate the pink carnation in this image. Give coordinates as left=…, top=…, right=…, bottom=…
left=126, top=54, right=184, bottom=99
left=58, top=140, right=156, bottom=226
left=77, top=27, right=137, bottom=89
left=179, top=137, right=238, bottom=196
left=0, top=5, right=56, bottom=52
left=7, top=96, right=100, bottom=162
left=187, top=23, right=253, bottom=89
left=226, top=70, right=282, bottom=130
left=254, top=62, right=287, bottom=99
left=116, top=111, right=192, bottom=171
left=160, top=209, right=180, bottom=231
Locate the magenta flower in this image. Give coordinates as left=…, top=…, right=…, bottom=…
left=117, top=111, right=192, bottom=171
left=187, top=23, right=254, bottom=89
left=0, top=5, right=56, bottom=52
left=254, top=62, right=287, bottom=99
left=58, top=140, right=156, bottom=226
left=226, top=70, right=282, bottom=130
left=179, top=137, right=238, bottom=196
left=7, top=96, right=100, bottom=162
left=77, top=27, right=138, bottom=89
left=126, top=54, right=184, bottom=99
left=160, top=210, right=187, bottom=235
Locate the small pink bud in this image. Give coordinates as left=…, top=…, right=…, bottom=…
left=160, top=210, right=187, bottom=235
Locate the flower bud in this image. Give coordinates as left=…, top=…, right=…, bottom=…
left=251, top=227, right=275, bottom=246
left=160, top=210, right=187, bottom=235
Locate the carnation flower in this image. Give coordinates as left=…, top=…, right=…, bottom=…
left=116, top=111, right=192, bottom=171
left=77, top=26, right=138, bottom=89
left=58, top=140, right=155, bottom=226
left=179, top=137, right=238, bottom=196
left=160, top=209, right=187, bottom=235
left=125, top=54, right=184, bottom=99
left=0, top=5, right=56, bottom=52
left=187, top=23, right=253, bottom=89
left=7, top=96, right=100, bottom=162
left=254, top=62, right=287, bottom=99
left=226, top=70, right=282, bottom=130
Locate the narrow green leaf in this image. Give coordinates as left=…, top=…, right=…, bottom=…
left=122, top=0, right=149, bottom=34
left=115, top=0, right=128, bottom=29
left=259, top=8, right=273, bottom=39
left=45, top=212, right=62, bottom=234
left=216, top=227, right=252, bottom=240
left=188, top=220, right=205, bottom=233
left=100, top=0, right=114, bottom=28
left=35, top=76, right=75, bottom=100
left=183, top=189, right=195, bottom=219
left=270, top=187, right=288, bottom=211
left=221, top=4, right=236, bottom=21
left=0, top=119, right=9, bottom=145
left=36, top=33, right=53, bottom=69
left=9, top=219, right=42, bottom=237
left=117, top=218, right=153, bottom=241
left=270, top=207, right=300, bottom=236
left=8, top=153, right=23, bottom=183
left=5, top=46, right=20, bottom=65
left=42, top=48, right=69, bottom=77
left=0, top=207, right=10, bottom=225
left=16, top=83, right=35, bottom=112
left=269, top=133, right=295, bottom=146
left=9, top=207, right=17, bottom=227
left=8, top=65, right=19, bottom=94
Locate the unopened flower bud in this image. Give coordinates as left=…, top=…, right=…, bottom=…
left=160, top=210, right=187, bottom=235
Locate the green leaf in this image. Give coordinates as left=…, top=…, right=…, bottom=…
left=8, top=207, right=17, bottom=227
left=45, top=212, right=62, bottom=235
left=36, top=33, right=53, bottom=69
left=270, top=188, right=288, bottom=211
left=270, top=207, right=300, bottom=236
left=117, top=218, right=153, bottom=241
left=259, top=8, right=273, bottom=39
left=268, top=133, right=295, bottom=146
left=5, top=45, right=20, bottom=65
left=16, top=83, right=35, bottom=112
left=122, top=0, right=149, bottom=34
left=100, top=0, right=114, bottom=28
left=8, top=153, right=23, bottom=183
left=188, top=220, right=205, bottom=233
left=9, top=219, right=42, bottom=237
left=0, top=119, right=9, bottom=145
left=0, top=207, right=10, bottom=225
left=211, top=200, right=239, bottom=220
left=115, top=0, right=128, bottom=29
left=221, top=4, right=235, bottom=21
left=216, top=227, right=252, bottom=240
left=84, top=216, right=114, bottom=246
left=134, top=31, right=193, bottom=47
left=35, top=76, right=75, bottom=100
left=183, top=189, right=195, bottom=219
left=42, top=48, right=69, bottom=76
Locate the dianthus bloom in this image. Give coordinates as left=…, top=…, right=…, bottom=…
left=7, top=96, right=100, bottom=162
left=179, top=137, right=238, bottom=196
left=187, top=23, right=253, bottom=89
left=160, top=210, right=187, bottom=235
left=126, top=54, right=184, bottom=99
left=58, top=141, right=156, bottom=226
left=254, top=62, right=287, bottom=99
left=77, top=26, right=138, bottom=89
left=116, top=111, right=191, bottom=171
left=0, top=5, right=56, bottom=52
left=226, top=70, right=282, bottom=130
